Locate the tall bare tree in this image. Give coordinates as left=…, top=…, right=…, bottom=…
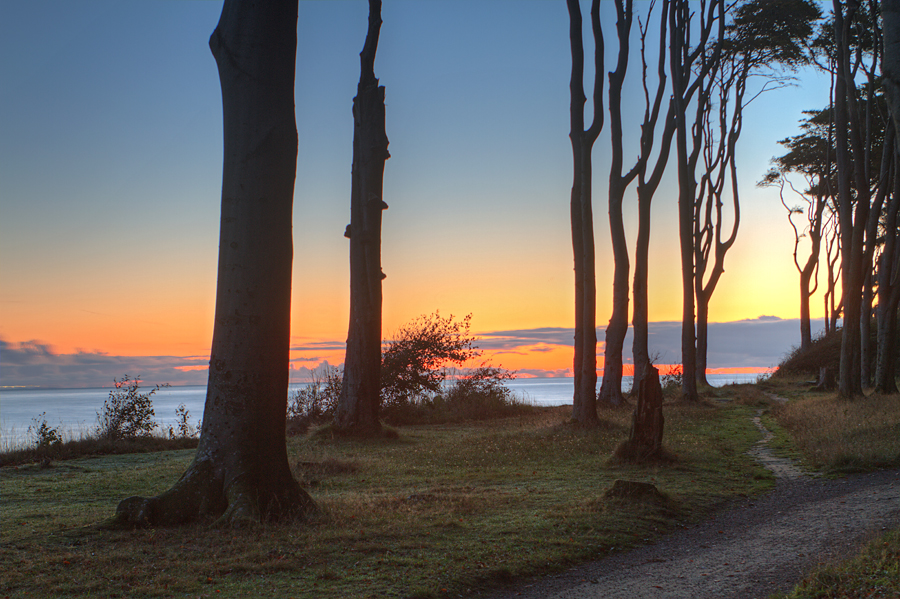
left=632, top=0, right=677, bottom=390
left=568, top=0, right=604, bottom=426
left=693, top=0, right=820, bottom=386
left=670, top=0, right=722, bottom=402
left=763, top=108, right=834, bottom=351
left=598, top=0, right=640, bottom=407
left=597, top=0, right=677, bottom=400
left=334, top=0, right=390, bottom=435
left=113, top=0, right=315, bottom=527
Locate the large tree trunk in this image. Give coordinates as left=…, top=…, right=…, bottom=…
left=568, top=0, right=603, bottom=426
left=880, top=0, right=900, bottom=394
left=334, top=0, right=389, bottom=435
left=113, top=0, right=314, bottom=527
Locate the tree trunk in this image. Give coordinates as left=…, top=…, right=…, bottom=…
left=833, top=0, right=865, bottom=398
left=568, top=0, right=603, bottom=426
left=113, top=0, right=315, bottom=527
left=632, top=0, right=675, bottom=388
left=334, top=0, right=389, bottom=435
left=599, top=0, right=636, bottom=408
left=875, top=156, right=900, bottom=393
left=880, top=0, right=900, bottom=394
left=695, top=292, right=710, bottom=387
left=798, top=196, right=824, bottom=351
left=615, top=365, right=665, bottom=462
left=669, top=0, right=720, bottom=403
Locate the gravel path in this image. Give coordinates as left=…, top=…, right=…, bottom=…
left=479, top=404, right=900, bottom=599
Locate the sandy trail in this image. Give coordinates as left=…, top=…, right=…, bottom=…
left=479, top=404, right=900, bottom=599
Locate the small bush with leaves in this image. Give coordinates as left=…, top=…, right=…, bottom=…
left=28, top=412, right=62, bottom=448
left=380, top=312, right=481, bottom=411
left=96, top=375, right=163, bottom=440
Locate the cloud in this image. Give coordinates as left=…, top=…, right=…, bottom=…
left=1, top=317, right=820, bottom=388
left=0, top=339, right=210, bottom=389
left=479, top=316, right=821, bottom=370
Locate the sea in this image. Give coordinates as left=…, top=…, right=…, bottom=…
left=0, top=373, right=765, bottom=448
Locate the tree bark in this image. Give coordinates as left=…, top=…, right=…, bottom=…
left=633, top=1, right=674, bottom=389
left=879, top=0, right=900, bottom=394
left=875, top=156, right=900, bottom=393
left=599, top=0, right=636, bottom=408
left=334, top=0, right=390, bottom=435
left=568, top=0, right=603, bottom=426
left=669, top=0, right=721, bottom=402
left=615, top=365, right=665, bottom=462
left=113, top=0, right=315, bottom=527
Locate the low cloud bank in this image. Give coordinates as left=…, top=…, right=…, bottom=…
left=479, top=316, right=824, bottom=370
left=1, top=317, right=822, bottom=388
left=0, top=340, right=211, bottom=389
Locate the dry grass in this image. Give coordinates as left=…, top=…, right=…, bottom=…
left=770, top=390, right=900, bottom=473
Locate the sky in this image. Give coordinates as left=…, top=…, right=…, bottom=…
left=1, top=1, right=834, bottom=389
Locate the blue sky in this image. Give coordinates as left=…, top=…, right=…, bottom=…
left=1, top=1, right=836, bottom=387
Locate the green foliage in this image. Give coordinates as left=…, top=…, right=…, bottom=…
left=380, top=312, right=481, bottom=408
left=727, top=0, right=821, bottom=68
left=95, top=376, right=162, bottom=441
left=27, top=412, right=61, bottom=448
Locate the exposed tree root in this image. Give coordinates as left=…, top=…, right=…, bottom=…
left=108, top=457, right=316, bottom=529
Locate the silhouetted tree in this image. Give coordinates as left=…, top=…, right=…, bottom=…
left=599, top=0, right=677, bottom=401
left=831, top=0, right=890, bottom=397
left=670, top=0, right=722, bottom=402
left=113, top=0, right=315, bottom=527
left=334, top=0, right=390, bottom=435
left=632, top=0, right=677, bottom=391
left=567, top=0, right=604, bottom=426
left=879, top=0, right=900, bottom=393
left=693, top=0, right=820, bottom=387
left=763, top=108, right=835, bottom=352
left=599, top=0, right=640, bottom=408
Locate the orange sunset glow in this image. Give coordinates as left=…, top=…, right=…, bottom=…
left=1, top=1, right=831, bottom=389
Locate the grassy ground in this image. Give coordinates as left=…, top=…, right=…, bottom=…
left=760, top=376, right=900, bottom=599
left=1, top=395, right=774, bottom=599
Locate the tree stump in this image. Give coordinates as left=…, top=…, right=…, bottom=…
left=815, top=366, right=836, bottom=391
left=603, top=479, right=666, bottom=503
left=615, top=365, right=665, bottom=462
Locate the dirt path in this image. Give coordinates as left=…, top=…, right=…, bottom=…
left=479, top=405, right=900, bottom=599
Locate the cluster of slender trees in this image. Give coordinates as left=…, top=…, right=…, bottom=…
left=109, top=0, right=900, bottom=528
left=768, top=0, right=900, bottom=397
left=568, top=0, right=820, bottom=425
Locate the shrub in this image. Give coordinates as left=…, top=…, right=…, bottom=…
left=659, top=364, right=683, bottom=397
left=96, top=376, right=162, bottom=441
left=27, top=413, right=61, bottom=448
left=167, top=404, right=199, bottom=439
left=287, top=365, right=342, bottom=433
left=382, top=363, right=528, bottom=425
left=381, top=312, right=480, bottom=412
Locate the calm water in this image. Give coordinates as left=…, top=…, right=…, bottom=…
left=0, top=373, right=765, bottom=447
